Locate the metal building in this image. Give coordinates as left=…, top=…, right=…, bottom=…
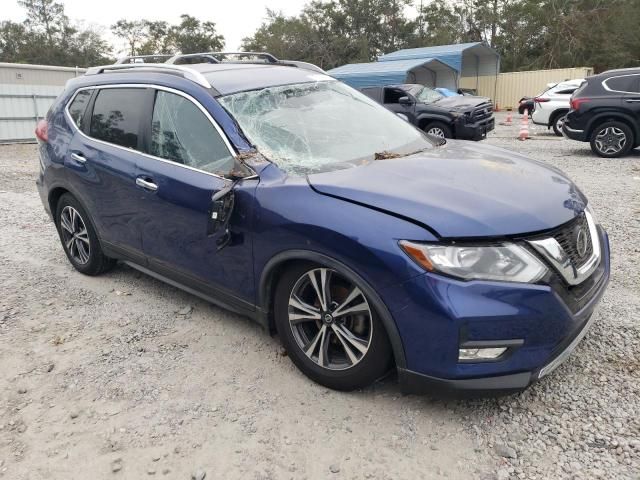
left=0, top=63, right=85, bottom=143
left=327, top=58, right=458, bottom=90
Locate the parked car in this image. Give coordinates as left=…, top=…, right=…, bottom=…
left=532, top=79, right=584, bottom=136
left=361, top=84, right=494, bottom=141
left=518, top=96, right=535, bottom=115
left=35, top=55, right=610, bottom=395
left=563, top=68, right=640, bottom=158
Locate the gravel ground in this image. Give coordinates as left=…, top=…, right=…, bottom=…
left=0, top=113, right=638, bottom=480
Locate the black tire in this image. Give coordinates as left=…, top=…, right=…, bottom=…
left=274, top=262, right=392, bottom=391
left=551, top=111, right=568, bottom=136
left=589, top=121, right=635, bottom=158
left=55, top=193, right=115, bottom=275
left=423, top=121, right=452, bottom=139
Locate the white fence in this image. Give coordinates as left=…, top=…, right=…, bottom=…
left=0, top=63, right=85, bottom=143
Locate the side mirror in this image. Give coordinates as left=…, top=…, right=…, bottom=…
left=398, top=96, right=413, bottom=106
left=207, top=183, right=235, bottom=250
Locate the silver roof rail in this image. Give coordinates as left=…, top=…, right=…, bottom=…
left=114, top=54, right=174, bottom=65
left=84, top=63, right=211, bottom=89
left=166, top=51, right=325, bottom=73
left=166, top=51, right=279, bottom=64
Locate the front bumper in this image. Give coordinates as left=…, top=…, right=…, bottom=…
left=384, top=227, right=610, bottom=396
left=455, top=117, right=495, bottom=141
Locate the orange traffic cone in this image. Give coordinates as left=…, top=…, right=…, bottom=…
left=518, top=109, right=530, bottom=140
left=503, top=111, right=513, bottom=126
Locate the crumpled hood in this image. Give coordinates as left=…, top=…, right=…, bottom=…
left=307, top=141, right=586, bottom=238
left=431, top=95, right=492, bottom=111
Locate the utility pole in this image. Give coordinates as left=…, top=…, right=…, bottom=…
left=419, top=0, right=424, bottom=40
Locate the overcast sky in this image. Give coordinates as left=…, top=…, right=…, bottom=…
left=3, top=0, right=308, bottom=55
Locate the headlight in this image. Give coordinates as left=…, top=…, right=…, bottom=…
left=399, top=241, right=547, bottom=283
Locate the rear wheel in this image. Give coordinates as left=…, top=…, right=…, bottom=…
left=274, top=263, right=392, bottom=391
left=552, top=112, right=567, bottom=136
left=55, top=193, right=115, bottom=275
left=423, top=122, right=452, bottom=139
left=589, top=121, right=634, bottom=158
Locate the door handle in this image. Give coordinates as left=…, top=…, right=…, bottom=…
left=136, top=177, right=158, bottom=192
left=70, top=152, right=86, bottom=164
left=625, top=99, right=640, bottom=103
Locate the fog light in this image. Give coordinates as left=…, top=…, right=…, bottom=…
left=458, top=347, right=507, bottom=361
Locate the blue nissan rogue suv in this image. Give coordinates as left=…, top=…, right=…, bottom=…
left=35, top=55, right=610, bottom=395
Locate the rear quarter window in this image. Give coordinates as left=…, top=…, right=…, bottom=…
left=604, top=75, right=639, bottom=93
left=67, top=90, right=92, bottom=128
left=89, top=88, right=147, bottom=150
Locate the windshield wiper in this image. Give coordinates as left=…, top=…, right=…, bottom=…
left=374, top=145, right=440, bottom=161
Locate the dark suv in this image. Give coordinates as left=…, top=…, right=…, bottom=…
left=361, top=84, right=494, bottom=141
left=563, top=68, right=640, bottom=157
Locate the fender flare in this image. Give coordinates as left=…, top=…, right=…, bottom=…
left=46, top=181, right=105, bottom=243
left=259, top=249, right=407, bottom=369
left=585, top=111, right=640, bottom=139
left=416, top=114, right=454, bottom=130
left=549, top=108, right=569, bottom=124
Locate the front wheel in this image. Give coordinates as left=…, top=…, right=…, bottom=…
left=423, top=121, right=452, bottom=139
left=274, top=264, right=392, bottom=391
left=589, top=121, right=634, bottom=158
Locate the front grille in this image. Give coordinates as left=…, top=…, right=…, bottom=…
left=552, top=213, right=593, bottom=269
left=471, top=102, right=493, bottom=122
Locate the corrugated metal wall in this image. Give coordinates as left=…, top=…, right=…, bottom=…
left=460, top=67, right=594, bottom=109
left=0, top=63, right=85, bottom=143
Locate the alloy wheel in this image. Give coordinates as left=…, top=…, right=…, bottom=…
left=59, top=206, right=90, bottom=264
left=288, top=268, right=373, bottom=370
left=555, top=115, right=565, bottom=132
left=594, top=126, right=627, bottom=155
left=426, top=127, right=446, bottom=138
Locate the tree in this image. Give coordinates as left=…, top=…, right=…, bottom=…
left=18, top=0, right=67, bottom=46
left=0, top=21, right=28, bottom=63
left=169, top=15, right=224, bottom=53
left=138, top=21, right=172, bottom=55
left=111, top=20, right=147, bottom=56
left=1, top=0, right=112, bottom=66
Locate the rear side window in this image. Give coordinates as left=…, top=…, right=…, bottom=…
left=67, top=90, right=92, bottom=128
left=150, top=90, right=234, bottom=175
left=555, top=88, right=577, bottom=95
left=89, top=88, right=147, bottom=150
left=605, top=75, right=640, bottom=93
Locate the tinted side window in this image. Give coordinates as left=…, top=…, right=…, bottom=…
left=68, top=90, right=92, bottom=128
left=383, top=88, right=405, bottom=104
left=605, top=75, right=638, bottom=93
left=150, top=90, right=234, bottom=175
left=90, top=88, right=146, bottom=149
left=555, top=88, right=577, bottom=95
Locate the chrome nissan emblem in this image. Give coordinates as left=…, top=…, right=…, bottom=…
left=576, top=227, right=588, bottom=258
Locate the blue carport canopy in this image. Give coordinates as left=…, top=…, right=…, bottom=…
left=378, top=42, right=500, bottom=79
left=327, top=57, right=458, bottom=90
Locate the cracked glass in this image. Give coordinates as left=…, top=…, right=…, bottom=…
left=219, top=80, right=434, bottom=175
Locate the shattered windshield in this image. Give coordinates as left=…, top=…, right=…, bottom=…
left=219, top=80, right=433, bottom=175
left=413, top=86, right=444, bottom=103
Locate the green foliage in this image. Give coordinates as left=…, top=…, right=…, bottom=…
left=110, top=15, right=224, bottom=57
left=243, top=0, right=640, bottom=72
left=1, top=0, right=638, bottom=71
left=1, top=0, right=112, bottom=66
left=170, top=15, right=224, bottom=54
